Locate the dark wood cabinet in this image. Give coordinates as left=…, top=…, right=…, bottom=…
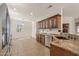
left=44, top=20, right=46, bottom=29
left=45, top=20, right=47, bottom=29
left=48, top=19, right=51, bottom=29
left=37, top=14, right=61, bottom=29
left=53, top=17, right=58, bottom=28
left=42, top=21, right=44, bottom=29
left=36, top=33, right=45, bottom=45
left=40, top=34, right=45, bottom=45
left=57, top=15, right=61, bottom=29
left=46, top=19, right=49, bottom=29
left=40, top=22, right=43, bottom=29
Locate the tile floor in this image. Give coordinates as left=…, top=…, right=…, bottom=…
left=10, top=37, right=50, bottom=56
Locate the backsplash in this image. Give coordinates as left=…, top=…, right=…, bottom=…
left=37, top=29, right=60, bottom=34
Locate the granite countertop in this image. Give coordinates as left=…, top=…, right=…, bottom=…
left=39, top=33, right=79, bottom=55
left=50, top=36, right=79, bottom=55
left=40, top=33, right=58, bottom=36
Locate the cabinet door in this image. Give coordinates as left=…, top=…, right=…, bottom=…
left=56, top=15, right=61, bottom=29
left=41, top=35, right=45, bottom=45
left=43, top=21, right=46, bottom=29
left=39, top=22, right=41, bottom=29
left=45, top=20, right=48, bottom=29
left=54, top=17, right=58, bottom=28
left=40, top=22, right=42, bottom=29
left=49, top=19, right=52, bottom=29
left=42, top=22, right=43, bottom=29
left=44, top=20, right=46, bottom=29
left=47, top=20, right=50, bottom=28
left=51, top=18, right=54, bottom=28
left=42, top=21, right=44, bottom=29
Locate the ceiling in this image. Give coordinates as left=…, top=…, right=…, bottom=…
left=4, top=3, right=79, bottom=22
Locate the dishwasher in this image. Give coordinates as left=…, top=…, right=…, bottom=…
left=45, top=35, right=52, bottom=47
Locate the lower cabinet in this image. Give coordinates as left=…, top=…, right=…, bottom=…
left=41, top=35, right=45, bottom=45
left=50, top=44, right=78, bottom=56
left=36, top=33, right=45, bottom=45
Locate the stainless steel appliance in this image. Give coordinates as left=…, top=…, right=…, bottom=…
left=0, top=3, right=11, bottom=55
left=45, top=35, right=52, bottom=47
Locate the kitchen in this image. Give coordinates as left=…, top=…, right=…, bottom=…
left=0, top=3, right=79, bottom=56
left=36, top=4, right=79, bottom=56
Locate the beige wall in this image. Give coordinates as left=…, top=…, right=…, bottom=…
left=32, top=22, right=36, bottom=38
left=11, top=19, right=32, bottom=39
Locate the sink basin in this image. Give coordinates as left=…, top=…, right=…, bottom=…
left=55, top=36, right=69, bottom=40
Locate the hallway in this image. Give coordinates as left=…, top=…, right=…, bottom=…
left=10, top=37, right=50, bottom=56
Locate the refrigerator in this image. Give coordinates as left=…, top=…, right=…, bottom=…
left=0, top=3, right=11, bottom=55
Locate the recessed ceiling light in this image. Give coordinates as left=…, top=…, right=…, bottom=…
left=14, top=8, right=16, bottom=11
left=21, top=23, right=24, bottom=26
left=30, top=12, right=33, bottom=15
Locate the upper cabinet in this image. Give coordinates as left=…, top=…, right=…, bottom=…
left=37, top=14, right=61, bottom=29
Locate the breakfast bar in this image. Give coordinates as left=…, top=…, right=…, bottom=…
left=50, top=35, right=79, bottom=56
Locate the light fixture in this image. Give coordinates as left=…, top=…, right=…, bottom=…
left=14, top=8, right=16, bottom=11
left=30, top=12, right=33, bottom=15
left=21, top=23, right=24, bottom=26
left=48, top=5, right=53, bottom=8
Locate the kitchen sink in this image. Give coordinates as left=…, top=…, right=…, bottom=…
left=55, top=36, right=69, bottom=40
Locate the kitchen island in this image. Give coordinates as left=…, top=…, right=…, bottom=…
left=50, top=35, right=79, bottom=56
